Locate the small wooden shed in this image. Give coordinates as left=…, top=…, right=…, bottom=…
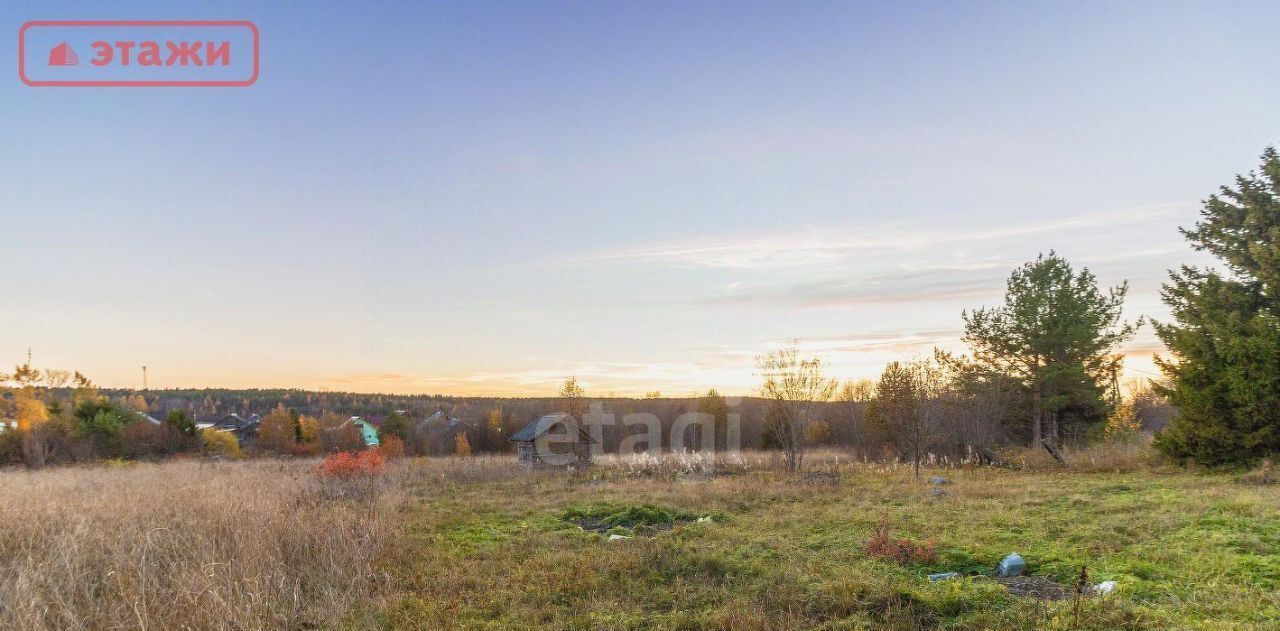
left=509, top=413, right=595, bottom=468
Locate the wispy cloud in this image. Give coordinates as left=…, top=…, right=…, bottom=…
left=568, top=203, right=1193, bottom=270
left=705, top=272, right=1001, bottom=308
left=696, top=330, right=964, bottom=362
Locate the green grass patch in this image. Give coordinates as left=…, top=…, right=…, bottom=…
left=562, top=502, right=704, bottom=535
left=375, top=463, right=1280, bottom=629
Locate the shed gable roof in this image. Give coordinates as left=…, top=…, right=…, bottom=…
left=509, top=413, right=595, bottom=443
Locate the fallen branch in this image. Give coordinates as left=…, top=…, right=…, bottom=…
left=1041, top=439, right=1067, bottom=466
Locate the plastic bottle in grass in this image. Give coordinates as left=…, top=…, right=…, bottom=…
left=996, top=553, right=1025, bottom=577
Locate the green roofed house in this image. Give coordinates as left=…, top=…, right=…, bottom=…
left=349, top=416, right=381, bottom=447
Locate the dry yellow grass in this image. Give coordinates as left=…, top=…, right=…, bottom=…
left=0, top=458, right=401, bottom=630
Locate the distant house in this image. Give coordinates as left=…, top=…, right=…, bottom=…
left=199, top=413, right=262, bottom=447
left=509, top=413, right=596, bottom=468
left=409, top=411, right=475, bottom=456
left=348, top=416, right=381, bottom=447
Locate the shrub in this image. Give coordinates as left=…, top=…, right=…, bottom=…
left=378, top=436, right=405, bottom=458
left=23, top=420, right=73, bottom=468
left=165, top=409, right=198, bottom=439
left=297, top=415, right=320, bottom=445
left=864, top=524, right=937, bottom=565
left=200, top=429, right=243, bottom=459
left=320, top=415, right=366, bottom=454
left=1104, top=402, right=1142, bottom=443
left=257, top=404, right=296, bottom=454
left=122, top=420, right=184, bottom=459
left=286, top=441, right=321, bottom=457
left=0, top=429, right=23, bottom=465
left=319, top=450, right=386, bottom=478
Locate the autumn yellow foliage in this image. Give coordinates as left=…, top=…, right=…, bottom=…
left=15, top=392, right=49, bottom=432
left=257, top=404, right=295, bottom=453
left=1105, top=401, right=1142, bottom=442
left=298, top=415, right=320, bottom=444
left=200, top=429, right=243, bottom=459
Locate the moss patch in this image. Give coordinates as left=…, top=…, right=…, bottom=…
left=562, top=503, right=703, bottom=536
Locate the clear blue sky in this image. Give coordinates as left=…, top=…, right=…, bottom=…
left=3, top=1, right=1278, bottom=395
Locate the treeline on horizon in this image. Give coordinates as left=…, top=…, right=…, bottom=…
left=2, top=147, right=1278, bottom=469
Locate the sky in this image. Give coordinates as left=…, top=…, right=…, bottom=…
left=2, top=1, right=1278, bottom=396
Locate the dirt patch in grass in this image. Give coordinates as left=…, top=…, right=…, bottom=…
left=996, top=575, right=1074, bottom=601
left=797, top=471, right=841, bottom=485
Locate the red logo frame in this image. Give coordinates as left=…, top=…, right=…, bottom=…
left=19, top=20, right=259, bottom=87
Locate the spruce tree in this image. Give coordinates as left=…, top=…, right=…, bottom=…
left=1155, top=147, right=1280, bottom=466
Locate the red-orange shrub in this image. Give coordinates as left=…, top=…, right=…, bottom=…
left=318, top=449, right=387, bottom=478
left=864, top=525, right=937, bottom=564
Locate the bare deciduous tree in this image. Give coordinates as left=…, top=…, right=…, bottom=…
left=834, top=379, right=875, bottom=453
left=905, top=358, right=945, bottom=480
left=872, top=357, right=945, bottom=480
left=42, top=369, right=72, bottom=389
left=757, top=342, right=836, bottom=472
left=933, top=349, right=1015, bottom=459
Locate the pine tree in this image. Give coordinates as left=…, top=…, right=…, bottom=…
left=380, top=410, right=410, bottom=441
left=1154, top=147, right=1280, bottom=466
left=963, top=253, right=1139, bottom=445
left=165, top=409, right=197, bottom=439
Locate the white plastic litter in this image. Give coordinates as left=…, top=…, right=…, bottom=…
left=1094, top=581, right=1117, bottom=596
left=607, top=534, right=631, bottom=541
left=696, top=516, right=713, bottom=524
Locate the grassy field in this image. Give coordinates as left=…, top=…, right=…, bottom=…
left=0, top=451, right=1276, bottom=630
